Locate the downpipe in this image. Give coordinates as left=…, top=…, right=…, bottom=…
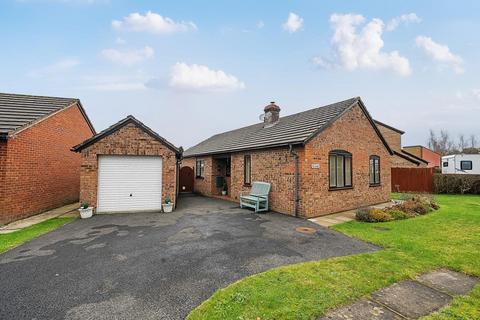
left=289, top=144, right=300, bottom=217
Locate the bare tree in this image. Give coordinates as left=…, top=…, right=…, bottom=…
left=427, top=130, right=458, bottom=155
left=458, top=134, right=467, bottom=151
left=470, top=134, right=478, bottom=148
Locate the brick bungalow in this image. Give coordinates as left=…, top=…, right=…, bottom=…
left=72, top=115, right=181, bottom=213
left=182, top=97, right=394, bottom=218
left=375, top=120, right=429, bottom=168
left=0, top=93, right=95, bottom=224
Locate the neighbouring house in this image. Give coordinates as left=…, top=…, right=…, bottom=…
left=0, top=93, right=95, bottom=225
left=374, top=120, right=429, bottom=168
left=182, top=97, right=394, bottom=218
left=403, top=145, right=441, bottom=168
left=72, top=115, right=182, bottom=213
left=442, top=154, right=480, bottom=174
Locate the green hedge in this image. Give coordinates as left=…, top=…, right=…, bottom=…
left=434, top=173, right=480, bottom=194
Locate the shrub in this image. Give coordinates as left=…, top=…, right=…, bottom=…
left=355, top=207, right=371, bottom=222
left=434, top=174, right=480, bottom=194
left=387, top=209, right=411, bottom=220
left=355, top=207, right=393, bottom=222
left=355, top=193, right=439, bottom=223
left=368, top=209, right=393, bottom=222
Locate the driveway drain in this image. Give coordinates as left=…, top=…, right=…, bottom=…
left=295, top=227, right=317, bottom=234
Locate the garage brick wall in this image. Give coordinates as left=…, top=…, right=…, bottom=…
left=79, top=122, right=178, bottom=211
left=0, top=104, right=94, bottom=225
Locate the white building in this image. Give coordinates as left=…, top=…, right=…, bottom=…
left=442, top=154, right=480, bottom=174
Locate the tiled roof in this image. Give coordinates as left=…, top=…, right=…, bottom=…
left=0, top=93, right=81, bottom=136
left=184, top=97, right=387, bottom=157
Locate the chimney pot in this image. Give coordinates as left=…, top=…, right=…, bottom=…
left=263, top=101, right=281, bottom=127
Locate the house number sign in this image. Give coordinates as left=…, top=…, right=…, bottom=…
left=311, top=163, right=320, bottom=169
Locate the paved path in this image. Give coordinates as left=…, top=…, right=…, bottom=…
left=318, top=269, right=479, bottom=319
left=309, top=201, right=397, bottom=227
left=0, top=202, right=79, bottom=234
left=0, top=195, right=377, bottom=320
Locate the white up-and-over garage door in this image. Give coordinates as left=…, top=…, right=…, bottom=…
left=97, top=155, right=163, bottom=213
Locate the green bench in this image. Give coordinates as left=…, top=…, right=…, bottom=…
left=239, top=182, right=271, bottom=213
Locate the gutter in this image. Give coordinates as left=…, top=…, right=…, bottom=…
left=289, top=144, right=300, bottom=217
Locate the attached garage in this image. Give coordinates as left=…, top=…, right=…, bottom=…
left=72, top=115, right=181, bottom=213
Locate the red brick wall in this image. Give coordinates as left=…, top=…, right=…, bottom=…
left=299, top=104, right=391, bottom=217
left=0, top=141, right=7, bottom=221
left=79, top=122, right=178, bottom=211
left=421, top=148, right=441, bottom=168
left=230, top=149, right=296, bottom=215
left=182, top=156, right=214, bottom=196
left=392, top=154, right=421, bottom=168
left=377, top=123, right=402, bottom=151
left=0, top=104, right=94, bottom=225
left=183, top=149, right=296, bottom=215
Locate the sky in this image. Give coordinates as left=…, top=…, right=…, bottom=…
left=1, top=0, right=479, bottom=149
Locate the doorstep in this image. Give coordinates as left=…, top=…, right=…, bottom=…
left=0, top=202, right=79, bottom=234
left=309, top=201, right=395, bottom=227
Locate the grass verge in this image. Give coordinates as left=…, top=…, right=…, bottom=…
left=0, top=217, right=75, bottom=254
left=187, top=194, right=480, bottom=320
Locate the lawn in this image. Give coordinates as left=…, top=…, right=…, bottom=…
left=187, top=194, right=480, bottom=320
left=0, top=217, right=75, bottom=254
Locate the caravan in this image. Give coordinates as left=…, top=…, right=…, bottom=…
left=441, top=154, right=480, bottom=174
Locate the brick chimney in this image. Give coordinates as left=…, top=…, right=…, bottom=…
left=263, top=101, right=281, bottom=128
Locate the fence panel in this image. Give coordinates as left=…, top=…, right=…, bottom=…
left=391, top=167, right=434, bottom=193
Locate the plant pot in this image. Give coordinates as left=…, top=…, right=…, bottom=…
left=221, top=191, right=227, bottom=196
left=163, top=203, right=173, bottom=213
left=78, top=207, right=93, bottom=219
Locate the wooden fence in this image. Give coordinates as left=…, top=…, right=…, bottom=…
left=391, top=167, right=434, bottom=193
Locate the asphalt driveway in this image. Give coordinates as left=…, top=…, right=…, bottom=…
left=0, top=195, right=377, bottom=320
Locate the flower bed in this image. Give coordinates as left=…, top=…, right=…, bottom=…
left=355, top=194, right=439, bottom=223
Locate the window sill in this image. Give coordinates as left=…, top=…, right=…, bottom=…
left=195, top=176, right=204, bottom=180
left=243, top=183, right=251, bottom=187
left=369, top=183, right=381, bottom=187
left=328, top=186, right=353, bottom=191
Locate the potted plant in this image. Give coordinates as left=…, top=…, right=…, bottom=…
left=163, top=196, right=173, bottom=213
left=78, top=202, right=93, bottom=219
left=221, top=181, right=228, bottom=196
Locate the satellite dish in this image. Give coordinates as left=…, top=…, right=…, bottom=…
left=259, top=114, right=265, bottom=121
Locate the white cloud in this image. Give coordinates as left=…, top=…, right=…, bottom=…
left=257, top=20, right=265, bottom=29
left=314, top=14, right=411, bottom=76
left=386, top=13, right=421, bottom=31
left=101, top=46, right=154, bottom=66
left=28, top=58, right=80, bottom=77
left=115, top=37, right=126, bottom=45
left=472, top=89, right=480, bottom=100
left=112, top=11, right=197, bottom=35
left=169, top=62, right=245, bottom=92
left=283, top=12, right=303, bottom=33
left=416, top=36, right=464, bottom=74
left=80, top=74, right=148, bottom=91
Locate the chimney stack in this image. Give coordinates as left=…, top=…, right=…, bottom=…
left=263, top=101, right=281, bottom=127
